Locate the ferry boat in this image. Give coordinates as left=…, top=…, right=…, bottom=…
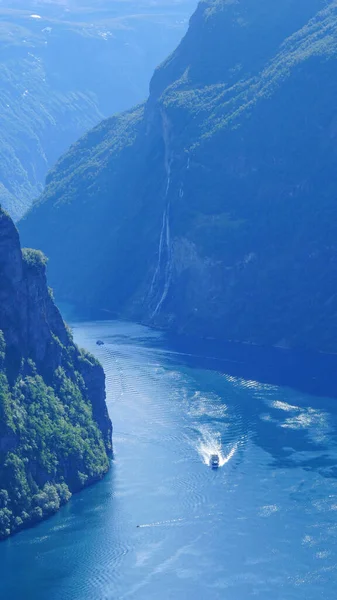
left=210, top=454, right=220, bottom=468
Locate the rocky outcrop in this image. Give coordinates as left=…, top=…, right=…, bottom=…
left=0, top=208, right=112, bottom=539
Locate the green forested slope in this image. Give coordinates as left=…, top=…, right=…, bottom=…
left=0, top=208, right=112, bottom=539
left=20, top=0, right=337, bottom=352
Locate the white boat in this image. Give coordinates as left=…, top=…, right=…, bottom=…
left=210, top=454, right=220, bottom=468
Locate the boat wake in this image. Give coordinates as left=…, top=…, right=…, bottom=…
left=196, top=427, right=238, bottom=467
left=136, top=512, right=224, bottom=529
left=137, top=518, right=185, bottom=529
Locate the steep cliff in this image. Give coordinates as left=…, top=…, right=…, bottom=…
left=0, top=208, right=112, bottom=539
left=20, top=0, right=337, bottom=352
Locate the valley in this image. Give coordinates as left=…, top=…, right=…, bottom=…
left=0, top=0, right=196, bottom=218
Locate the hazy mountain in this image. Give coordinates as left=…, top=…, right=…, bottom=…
left=20, top=0, right=337, bottom=352
left=0, top=0, right=196, bottom=219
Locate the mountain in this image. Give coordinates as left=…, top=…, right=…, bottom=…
left=0, top=208, right=112, bottom=539
left=0, top=0, right=196, bottom=220
left=20, top=0, right=337, bottom=353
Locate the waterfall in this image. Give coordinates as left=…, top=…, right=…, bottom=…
left=149, top=165, right=172, bottom=318
left=148, top=114, right=188, bottom=318
left=151, top=200, right=172, bottom=317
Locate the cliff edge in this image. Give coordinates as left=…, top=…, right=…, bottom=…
left=0, top=208, right=112, bottom=539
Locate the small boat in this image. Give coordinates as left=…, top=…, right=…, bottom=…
left=210, top=454, right=220, bottom=468
left=96, top=340, right=104, bottom=346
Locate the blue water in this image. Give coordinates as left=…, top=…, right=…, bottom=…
left=1, top=320, right=337, bottom=599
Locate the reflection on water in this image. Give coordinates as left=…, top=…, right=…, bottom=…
left=1, top=320, right=337, bottom=600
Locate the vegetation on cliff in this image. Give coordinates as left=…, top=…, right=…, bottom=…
left=20, top=0, right=337, bottom=352
left=0, top=208, right=112, bottom=539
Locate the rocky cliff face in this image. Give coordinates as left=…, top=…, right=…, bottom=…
left=20, top=0, right=337, bottom=352
left=0, top=208, right=112, bottom=539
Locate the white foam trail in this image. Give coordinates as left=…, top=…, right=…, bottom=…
left=196, top=427, right=239, bottom=467
left=137, top=512, right=224, bottom=529
left=137, top=518, right=184, bottom=529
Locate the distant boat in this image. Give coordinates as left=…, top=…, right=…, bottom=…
left=96, top=340, right=104, bottom=346
left=210, top=454, right=220, bottom=468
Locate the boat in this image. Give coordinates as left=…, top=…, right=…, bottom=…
left=210, top=454, right=220, bottom=468
left=96, top=340, right=104, bottom=346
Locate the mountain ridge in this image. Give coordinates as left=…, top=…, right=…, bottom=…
left=0, top=0, right=196, bottom=219
left=20, top=0, right=337, bottom=353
